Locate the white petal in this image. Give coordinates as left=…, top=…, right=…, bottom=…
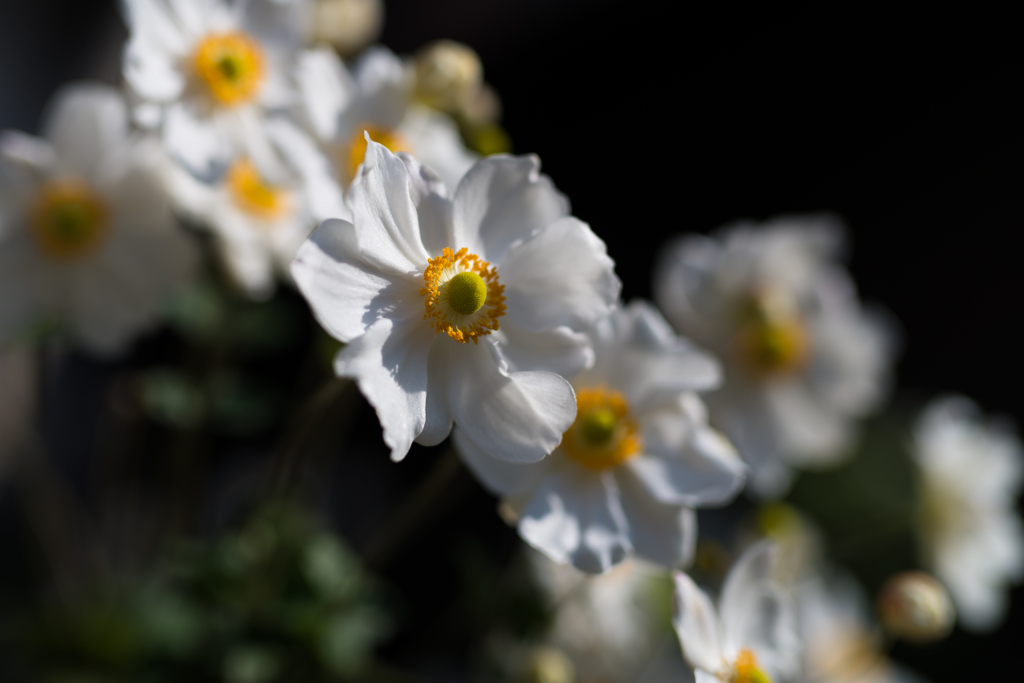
left=398, top=105, right=478, bottom=191
left=121, top=0, right=191, bottom=55
left=295, top=46, right=356, bottom=142
left=453, top=426, right=552, bottom=497
left=265, top=116, right=347, bottom=222
left=443, top=338, right=576, bottom=464
left=163, top=102, right=233, bottom=180
left=492, top=316, right=594, bottom=376
left=333, top=316, right=435, bottom=461
left=632, top=408, right=746, bottom=507
left=451, top=154, right=569, bottom=264
left=672, top=571, right=723, bottom=673
left=615, top=466, right=696, bottom=568
left=43, top=83, right=128, bottom=177
left=694, top=671, right=721, bottom=683
left=352, top=46, right=409, bottom=129
left=500, top=216, right=620, bottom=332
left=718, top=541, right=797, bottom=666
left=518, top=465, right=633, bottom=573
left=577, top=301, right=721, bottom=406
left=123, top=36, right=186, bottom=102
left=711, top=390, right=795, bottom=500
left=392, top=152, right=451, bottom=256
left=215, top=225, right=276, bottom=300
left=292, top=218, right=421, bottom=342
left=0, top=131, right=55, bottom=174
left=765, top=380, right=851, bottom=464
left=347, top=138, right=431, bottom=271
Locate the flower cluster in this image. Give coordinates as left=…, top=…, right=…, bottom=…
left=0, top=1, right=1021, bottom=682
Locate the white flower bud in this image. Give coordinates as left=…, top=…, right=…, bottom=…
left=526, top=646, right=575, bottom=683
left=877, top=571, right=955, bottom=643
left=310, top=0, right=384, bottom=56
left=414, top=40, right=483, bottom=113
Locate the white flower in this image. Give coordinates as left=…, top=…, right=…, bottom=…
left=912, top=395, right=1024, bottom=631
left=457, top=301, right=746, bottom=573
left=292, top=140, right=620, bottom=462
left=167, top=115, right=344, bottom=299
left=0, top=83, right=198, bottom=354
left=655, top=216, right=895, bottom=498
left=527, top=549, right=669, bottom=682
left=797, top=571, right=928, bottom=683
left=295, top=45, right=478, bottom=189
left=121, top=0, right=307, bottom=178
left=673, top=542, right=801, bottom=683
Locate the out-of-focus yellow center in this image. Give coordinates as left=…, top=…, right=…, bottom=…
left=30, top=179, right=109, bottom=261
left=731, top=649, right=772, bottom=683
left=226, top=159, right=290, bottom=220
left=421, top=247, right=505, bottom=344
left=562, top=388, right=642, bottom=471
left=345, top=125, right=412, bottom=180
left=734, top=291, right=809, bottom=377
left=193, top=32, right=265, bottom=106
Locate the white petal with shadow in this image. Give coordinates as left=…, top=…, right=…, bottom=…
left=500, top=216, right=620, bottom=333
left=451, top=154, right=569, bottom=264
left=519, top=464, right=632, bottom=573
left=333, top=316, right=436, bottom=461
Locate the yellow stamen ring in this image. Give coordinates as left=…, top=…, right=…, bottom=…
left=562, top=388, right=642, bottom=471
left=193, top=32, right=265, bottom=106
left=420, top=247, right=506, bottom=344
left=30, top=179, right=110, bottom=262
left=345, top=124, right=413, bottom=180
left=226, top=159, right=290, bottom=220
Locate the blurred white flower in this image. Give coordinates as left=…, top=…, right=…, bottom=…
left=295, top=45, right=478, bottom=189
left=167, top=116, right=344, bottom=299
left=0, top=83, right=198, bottom=355
left=121, top=0, right=307, bottom=178
left=673, top=541, right=801, bottom=683
left=527, top=549, right=671, bottom=683
left=797, top=571, right=928, bottom=683
left=655, top=216, right=894, bottom=498
left=458, top=302, right=745, bottom=573
left=292, top=141, right=619, bottom=463
left=912, top=395, right=1024, bottom=631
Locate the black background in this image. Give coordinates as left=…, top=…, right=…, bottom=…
left=1, top=1, right=1022, bottom=680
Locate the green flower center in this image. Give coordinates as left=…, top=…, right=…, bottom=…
left=444, top=271, right=488, bottom=316
left=579, top=407, right=617, bottom=447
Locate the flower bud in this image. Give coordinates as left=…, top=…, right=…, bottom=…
left=877, top=571, right=955, bottom=643
left=310, top=0, right=384, bottom=57
left=414, top=40, right=483, bottom=113
left=525, top=646, right=575, bottom=683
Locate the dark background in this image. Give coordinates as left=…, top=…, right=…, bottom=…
left=2, top=1, right=1022, bottom=680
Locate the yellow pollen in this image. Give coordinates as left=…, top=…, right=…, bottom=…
left=734, top=291, right=809, bottom=377
left=420, top=247, right=505, bottom=344
left=226, top=159, right=290, bottom=220
left=562, top=388, right=642, bottom=471
left=731, top=649, right=773, bottom=683
left=29, top=179, right=110, bottom=262
left=193, top=32, right=265, bottom=106
left=346, top=125, right=413, bottom=180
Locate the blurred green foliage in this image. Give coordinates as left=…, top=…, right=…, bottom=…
left=16, top=505, right=392, bottom=683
